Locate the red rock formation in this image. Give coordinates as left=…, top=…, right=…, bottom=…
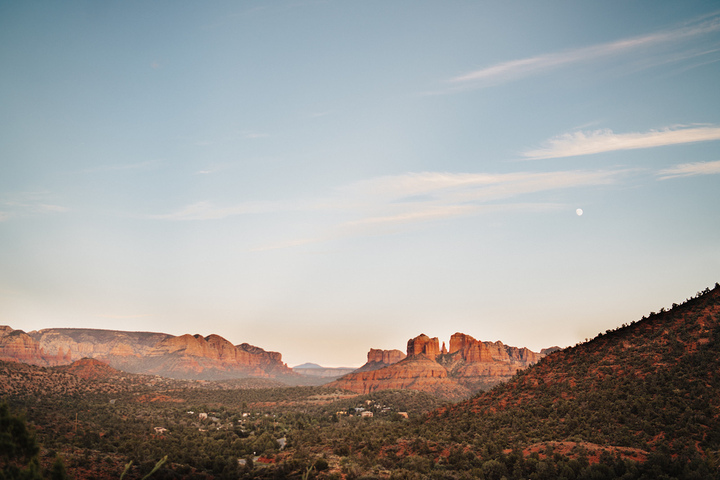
left=449, top=332, right=542, bottom=365
left=138, top=333, right=293, bottom=379
left=0, top=326, right=295, bottom=381
left=329, top=355, right=470, bottom=399
left=407, top=334, right=440, bottom=358
left=56, top=358, right=125, bottom=381
left=0, top=326, right=65, bottom=366
left=30, top=328, right=168, bottom=362
left=330, top=332, right=547, bottom=400
left=367, top=348, right=406, bottom=365
left=355, top=348, right=407, bottom=373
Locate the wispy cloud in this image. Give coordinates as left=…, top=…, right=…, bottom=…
left=339, top=170, right=621, bottom=203
left=340, top=203, right=560, bottom=229
left=0, top=193, right=68, bottom=221
left=443, top=12, right=720, bottom=91
left=332, top=170, right=624, bottom=231
left=152, top=168, right=628, bottom=249
left=657, top=159, right=720, bottom=180
left=523, top=125, right=720, bottom=160
left=193, top=161, right=238, bottom=175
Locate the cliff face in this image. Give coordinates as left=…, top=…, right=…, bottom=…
left=449, top=332, right=543, bottom=365
left=355, top=348, right=407, bottom=373
left=367, top=348, right=406, bottom=365
left=332, top=355, right=470, bottom=399
left=407, top=334, right=440, bottom=358
left=0, top=326, right=294, bottom=381
left=0, top=326, right=70, bottom=366
left=329, top=332, right=545, bottom=400
left=30, top=328, right=171, bottom=361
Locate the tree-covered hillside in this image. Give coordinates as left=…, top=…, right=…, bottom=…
left=419, top=283, right=720, bottom=479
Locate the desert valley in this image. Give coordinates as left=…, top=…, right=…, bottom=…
left=1, top=284, right=719, bottom=479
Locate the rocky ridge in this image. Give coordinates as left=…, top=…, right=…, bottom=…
left=0, top=326, right=70, bottom=366
left=0, top=326, right=295, bottom=381
left=329, top=332, right=545, bottom=399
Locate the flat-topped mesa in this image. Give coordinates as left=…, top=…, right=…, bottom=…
left=0, top=326, right=294, bottom=380
left=367, top=348, right=406, bottom=365
left=407, top=334, right=440, bottom=359
left=354, top=348, right=407, bottom=373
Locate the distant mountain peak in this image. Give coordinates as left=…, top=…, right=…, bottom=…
left=294, top=362, right=322, bottom=369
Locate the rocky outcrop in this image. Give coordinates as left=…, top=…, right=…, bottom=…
left=355, top=348, right=407, bottom=373
left=368, top=348, right=406, bottom=365
left=0, top=326, right=69, bottom=366
left=0, top=325, right=295, bottom=381
left=407, top=334, right=440, bottom=358
left=329, top=332, right=546, bottom=400
left=330, top=355, right=470, bottom=399
left=55, top=358, right=125, bottom=381
left=448, top=332, right=542, bottom=365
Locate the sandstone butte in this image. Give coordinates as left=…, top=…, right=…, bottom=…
left=328, top=333, right=547, bottom=400
left=354, top=348, right=407, bottom=373
left=0, top=325, right=294, bottom=380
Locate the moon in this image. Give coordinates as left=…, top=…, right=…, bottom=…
left=576, top=208, right=583, bottom=216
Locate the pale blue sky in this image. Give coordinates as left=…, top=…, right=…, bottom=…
left=1, top=1, right=719, bottom=367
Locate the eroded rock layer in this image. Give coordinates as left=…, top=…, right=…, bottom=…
left=355, top=348, right=407, bottom=373
left=329, top=332, right=545, bottom=400
left=0, top=326, right=294, bottom=380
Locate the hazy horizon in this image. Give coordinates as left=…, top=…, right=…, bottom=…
left=2, top=1, right=719, bottom=368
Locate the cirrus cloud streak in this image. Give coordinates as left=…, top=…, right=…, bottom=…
left=446, top=12, right=720, bottom=90
left=657, top=159, right=720, bottom=179
left=152, top=168, right=629, bottom=250
left=523, top=125, right=720, bottom=160
left=0, top=193, right=68, bottom=222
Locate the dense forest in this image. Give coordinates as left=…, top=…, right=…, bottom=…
left=2, top=284, right=719, bottom=479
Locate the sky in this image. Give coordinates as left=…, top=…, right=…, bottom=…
left=1, top=1, right=719, bottom=368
